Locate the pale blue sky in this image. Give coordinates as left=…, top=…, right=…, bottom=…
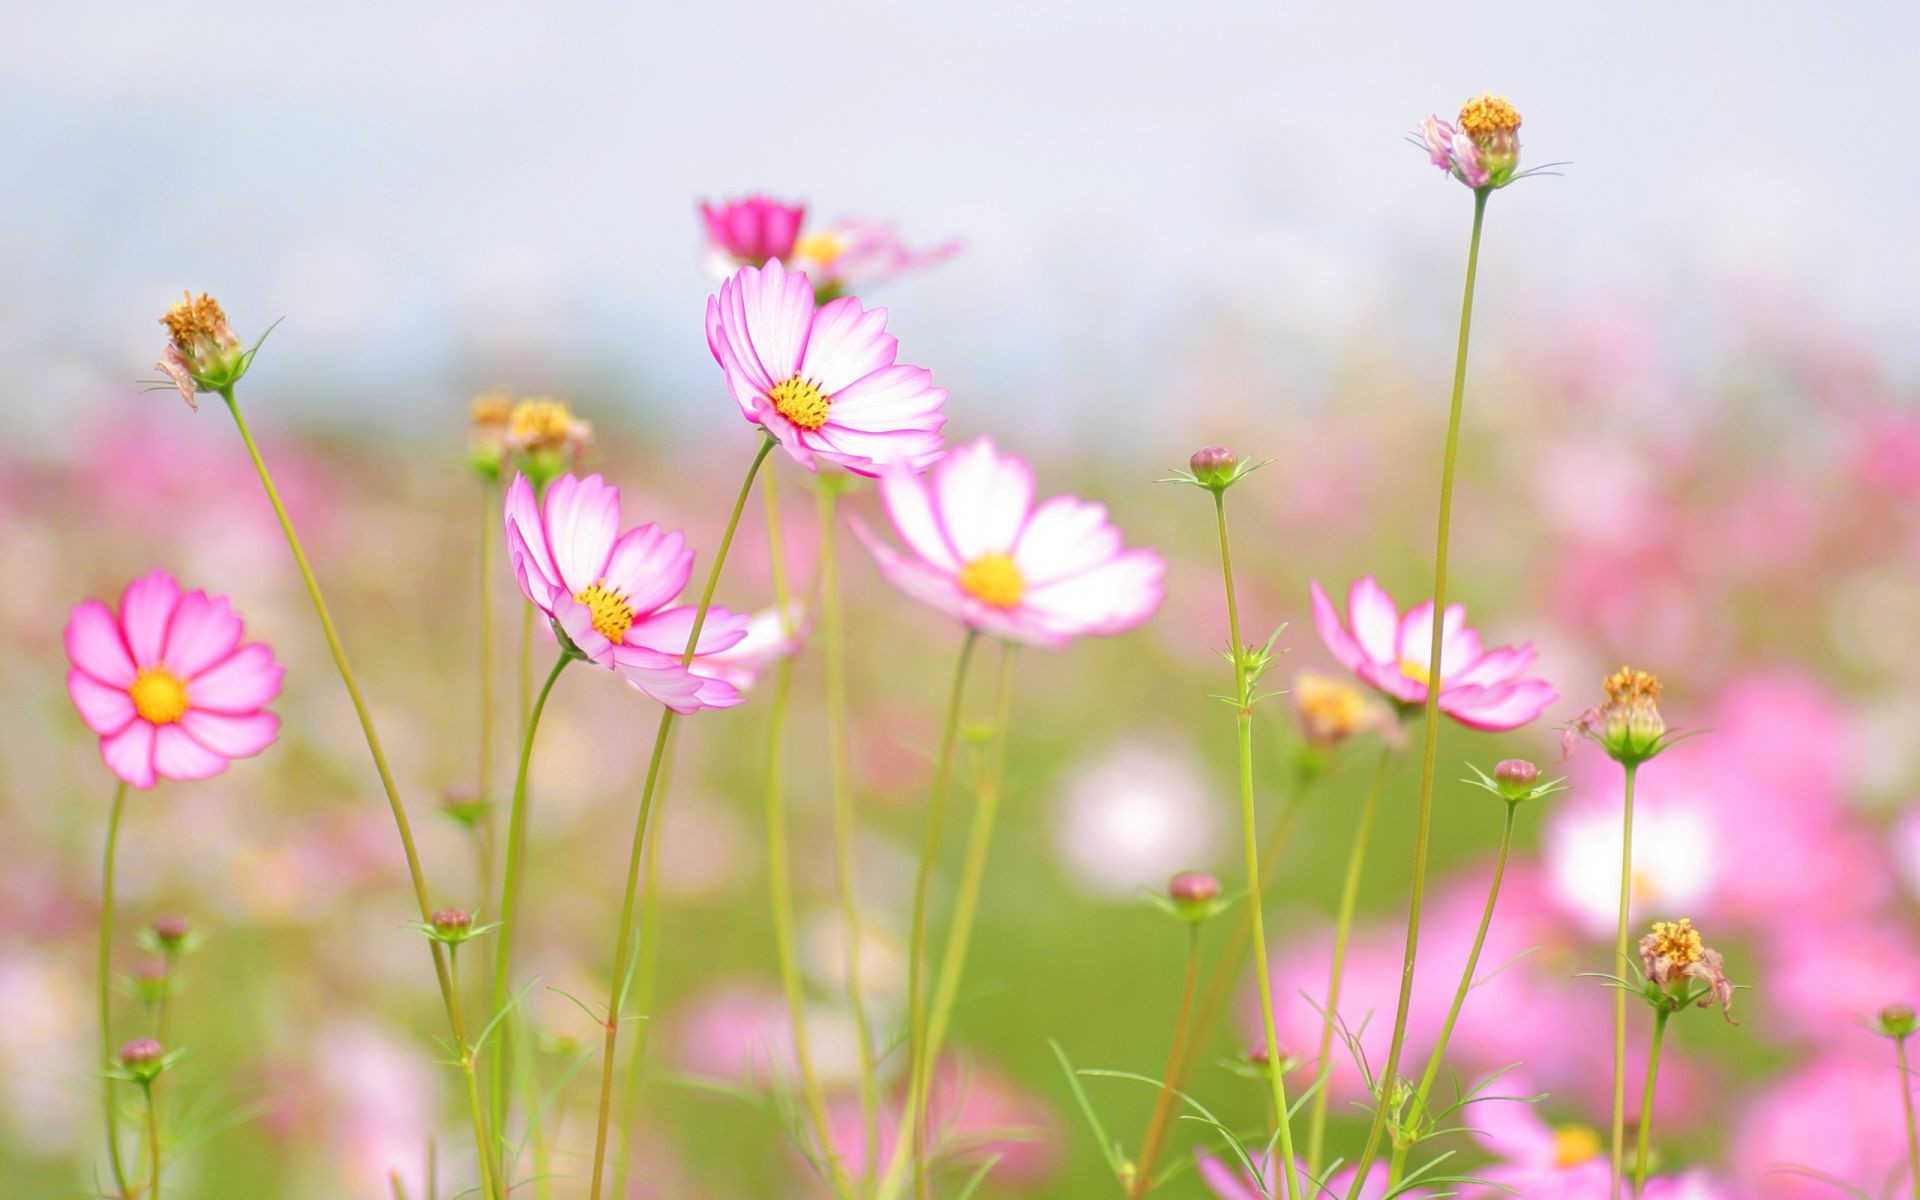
left=4, top=2, right=1913, bottom=446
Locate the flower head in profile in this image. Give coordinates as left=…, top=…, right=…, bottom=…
left=789, top=217, right=962, bottom=300
left=65, top=570, right=283, bottom=789
left=504, top=397, right=592, bottom=486
left=1413, top=93, right=1536, bottom=190
left=156, top=291, right=259, bottom=409
left=1639, top=917, right=1737, bottom=1021
left=1565, top=665, right=1683, bottom=765
left=705, top=259, right=947, bottom=474
left=687, top=604, right=805, bottom=695
left=467, top=390, right=513, bottom=480
left=856, top=438, right=1164, bottom=648
left=1291, top=669, right=1384, bottom=751
left=699, top=194, right=808, bottom=271
left=504, top=472, right=748, bottom=712
left=1309, top=576, right=1555, bottom=730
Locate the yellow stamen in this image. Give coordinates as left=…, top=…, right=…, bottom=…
left=574, top=581, right=635, bottom=644
left=1646, top=918, right=1705, bottom=966
left=508, top=397, right=579, bottom=451
left=1552, top=1124, right=1601, bottom=1168
left=794, top=231, right=847, bottom=266
left=1399, top=658, right=1432, bottom=686
left=471, top=390, right=512, bottom=429
left=769, top=375, right=831, bottom=431
left=161, top=291, right=228, bottom=349
left=129, top=667, right=190, bottom=725
left=1604, top=665, right=1661, bottom=705
left=958, top=553, right=1024, bottom=609
left=1458, top=93, right=1522, bottom=136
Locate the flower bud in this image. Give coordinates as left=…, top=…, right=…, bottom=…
left=119, top=1038, right=168, bottom=1082
left=1188, top=445, right=1238, bottom=490
left=151, top=915, right=191, bottom=950
left=1166, top=871, right=1222, bottom=922
left=1494, top=758, right=1540, bottom=800
left=441, top=784, right=490, bottom=828
left=1876, top=1003, right=1919, bottom=1039
left=432, top=908, right=473, bottom=936
left=132, top=960, right=171, bottom=1006
left=467, top=390, right=513, bottom=481
left=1456, top=93, right=1523, bottom=187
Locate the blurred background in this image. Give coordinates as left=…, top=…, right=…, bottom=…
left=4, top=3, right=1919, bottom=1197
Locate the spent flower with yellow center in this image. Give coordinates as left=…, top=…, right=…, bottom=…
left=504, top=397, right=591, bottom=486
left=155, top=290, right=251, bottom=410
left=1292, top=670, right=1376, bottom=749
left=1566, top=664, right=1676, bottom=765
left=1644, top=917, right=1704, bottom=967
left=1457, top=92, right=1523, bottom=183
left=958, top=553, right=1024, bottom=610
left=1638, top=916, right=1737, bottom=1021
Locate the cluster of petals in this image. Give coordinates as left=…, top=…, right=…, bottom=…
left=699, top=194, right=958, bottom=290
left=705, top=258, right=947, bottom=475
left=699, top=195, right=807, bottom=269
left=1195, top=1148, right=1418, bottom=1200
left=1310, top=575, right=1556, bottom=730
left=1416, top=115, right=1489, bottom=188
left=504, top=472, right=747, bottom=713
left=65, top=569, right=283, bottom=788
left=857, top=437, right=1164, bottom=648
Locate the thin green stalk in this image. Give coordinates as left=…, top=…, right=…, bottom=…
left=479, top=479, right=498, bottom=800
left=1897, top=1036, right=1920, bottom=1200
left=1610, top=761, right=1640, bottom=1195
left=585, top=434, right=775, bottom=1200
left=488, top=651, right=572, bottom=1177
left=1131, top=924, right=1203, bottom=1199
left=141, top=1080, right=161, bottom=1199
left=218, top=387, right=500, bottom=1200
left=907, top=631, right=983, bottom=1199
left=819, top=482, right=882, bottom=1181
left=1214, top=489, right=1297, bottom=1200
left=1392, top=799, right=1520, bottom=1183
left=1345, top=186, right=1489, bottom=1198
left=448, top=948, right=495, bottom=1200
left=1632, top=1007, right=1669, bottom=1198
left=612, top=737, right=675, bottom=1200
left=98, top=780, right=133, bottom=1199
left=1304, top=743, right=1392, bottom=1174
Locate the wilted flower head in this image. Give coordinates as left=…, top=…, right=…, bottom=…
left=65, top=570, right=284, bottom=789
left=706, top=259, right=947, bottom=474
left=503, top=472, right=748, bottom=712
left=1414, top=93, right=1526, bottom=190
left=156, top=291, right=250, bottom=409
left=1566, top=665, right=1676, bottom=765
left=1291, top=669, right=1381, bottom=750
left=856, top=437, right=1165, bottom=648
left=1310, top=576, right=1556, bottom=730
left=699, top=194, right=807, bottom=269
left=504, top=397, right=591, bottom=485
left=1639, top=917, right=1736, bottom=1020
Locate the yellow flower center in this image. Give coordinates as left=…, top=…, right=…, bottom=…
left=161, top=291, right=229, bottom=349
left=129, top=667, right=190, bottom=725
left=769, top=375, right=831, bottom=431
left=1647, top=918, right=1705, bottom=966
left=508, top=397, right=579, bottom=451
left=470, top=390, right=512, bottom=429
left=574, top=581, right=635, bottom=644
left=794, top=231, right=847, bottom=266
left=959, top=553, right=1024, bottom=609
left=1458, top=93, right=1522, bottom=136
left=1295, top=672, right=1371, bottom=744
left=1399, top=658, right=1433, bottom=686
left=1552, top=1124, right=1601, bottom=1168
left=1604, top=665, right=1661, bottom=706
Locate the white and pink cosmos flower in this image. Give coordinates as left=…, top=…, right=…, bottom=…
left=65, top=570, right=283, bottom=789
left=705, top=259, right=947, bottom=475
left=1309, top=575, right=1555, bottom=730
left=789, top=217, right=962, bottom=294
left=857, top=437, right=1164, bottom=648
left=504, top=472, right=748, bottom=713
left=698, top=195, right=807, bottom=271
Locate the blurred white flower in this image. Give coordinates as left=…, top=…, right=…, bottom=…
left=1052, top=739, right=1220, bottom=897
left=1544, top=778, right=1723, bottom=939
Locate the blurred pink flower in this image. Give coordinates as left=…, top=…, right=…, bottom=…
left=858, top=437, right=1164, bottom=648
left=504, top=471, right=747, bottom=712
left=1460, top=1084, right=1610, bottom=1200
left=824, top=1061, right=1059, bottom=1191
left=1309, top=576, right=1556, bottom=729
left=313, top=1020, right=443, bottom=1197
left=1733, top=1053, right=1914, bottom=1198
left=705, top=259, right=948, bottom=474
left=690, top=604, right=804, bottom=693
left=699, top=194, right=807, bottom=268
left=790, top=217, right=962, bottom=292
left=1195, top=1148, right=1419, bottom=1200
left=65, top=569, right=282, bottom=788
left=1053, top=741, right=1219, bottom=896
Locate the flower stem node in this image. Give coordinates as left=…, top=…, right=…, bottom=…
left=1153, top=871, right=1234, bottom=924
left=117, top=1038, right=175, bottom=1084
left=1875, top=1003, right=1919, bottom=1040
left=155, top=291, right=269, bottom=410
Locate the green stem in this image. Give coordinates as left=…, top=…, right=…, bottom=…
left=1344, top=186, right=1489, bottom=1199
left=1214, top=489, right=1297, bottom=1200
left=448, top=948, right=494, bottom=1200
left=487, top=651, right=571, bottom=1177
left=818, top=483, right=883, bottom=1182
left=1304, top=743, right=1392, bottom=1174
left=1631, top=1007, right=1669, bottom=1198
left=98, top=780, right=133, bottom=1199
left=142, top=1080, right=161, bottom=1199
left=900, top=629, right=982, bottom=1200
left=1131, top=924, right=1203, bottom=1199
left=1391, top=799, right=1520, bottom=1183
left=585, top=435, right=775, bottom=1200
left=479, top=479, right=497, bottom=800
left=1610, top=761, right=1641, bottom=1195
left=1898, top=1036, right=1920, bottom=1200
left=613, top=733, right=675, bottom=1200
left=218, top=387, right=500, bottom=1200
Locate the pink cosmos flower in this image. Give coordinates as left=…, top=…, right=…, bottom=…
left=1309, top=576, right=1556, bottom=730
left=688, top=604, right=804, bottom=693
left=65, top=570, right=283, bottom=789
left=857, top=437, right=1165, bottom=648
left=503, top=472, right=748, bottom=713
left=699, top=194, right=807, bottom=270
left=705, top=259, right=948, bottom=474
left=1462, top=1085, right=1611, bottom=1200
left=790, top=217, right=963, bottom=293
left=1195, top=1148, right=1422, bottom=1200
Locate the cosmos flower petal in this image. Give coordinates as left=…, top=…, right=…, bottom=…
left=553, top=593, right=614, bottom=666
left=541, top=474, right=621, bottom=597
left=799, top=297, right=897, bottom=395
left=1395, top=599, right=1466, bottom=674
left=877, top=465, right=962, bottom=572
left=66, top=600, right=138, bottom=686
left=854, top=520, right=975, bottom=627
left=187, top=644, right=285, bottom=713
left=1309, top=580, right=1369, bottom=674
left=609, top=645, right=741, bottom=713
left=736, top=259, right=816, bottom=383
left=811, top=423, right=944, bottom=476
left=824, top=366, right=947, bottom=428
left=1450, top=643, right=1538, bottom=688
left=504, top=474, right=562, bottom=596
left=1440, top=678, right=1558, bottom=731
left=1020, top=549, right=1165, bottom=639
left=67, top=668, right=137, bottom=736
left=599, top=524, right=693, bottom=618
left=1014, top=494, right=1123, bottom=587
left=936, top=438, right=1032, bottom=559
left=178, top=710, right=280, bottom=758
left=624, top=604, right=751, bottom=658
left=119, top=570, right=181, bottom=666
left=153, top=725, right=230, bottom=782
left=161, top=590, right=243, bottom=679
left=1347, top=576, right=1400, bottom=665
left=1193, top=1148, right=1266, bottom=1200
left=102, top=721, right=158, bottom=790
left=706, top=293, right=776, bottom=409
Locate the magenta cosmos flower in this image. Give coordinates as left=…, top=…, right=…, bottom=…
left=856, top=437, right=1164, bottom=648
left=65, top=570, right=283, bottom=789
left=1309, top=575, right=1555, bottom=730
left=699, top=195, right=806, bottom=271
left=504, top=472, right=748, bottom=713
left=705, top=258, right=947, bottom=474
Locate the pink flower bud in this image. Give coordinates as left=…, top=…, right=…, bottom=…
left=431, top=908, right=473, bottom=935
left=151, top=915, right=191, bottom=948
left=1494, top=758, right=1541, bottom=800
left=1188, top=445, right=1238, bottom=489
left=119, top=1038, right=168, bottom=1081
